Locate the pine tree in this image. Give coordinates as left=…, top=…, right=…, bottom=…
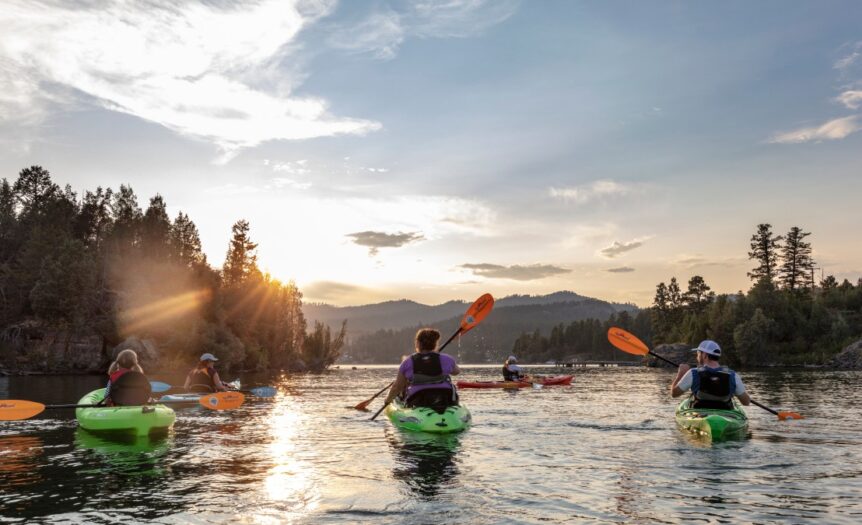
left=0, top=179, right=16, bottom=252
left=684, top=275, right=714, bottom=312
left=170, top=212, right=205, bottom=267
left=110, top=185, right=142, bottom=251
left=747, top=223, right=782, bottom=284
left=12, top=165, right=58, bottom=212
left=75, top=187, right=113, bottom=249
left=779, top=227, right=814, bottom=291
left=223, top=219, right=259, bottom=286
left=140, top=194, right=172, bottom=259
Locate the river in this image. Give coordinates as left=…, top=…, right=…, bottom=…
left=1, top=366, right=860, bottom=524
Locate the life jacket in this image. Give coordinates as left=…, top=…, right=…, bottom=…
left=409, top=352, right=450, bottom=385
left=502, top=364, right=521, bottom=381
left=690, top=366, right=736, bottom=409
left=105, top=370, right=151, bottom=406
left=187, top=365, right=216, bottom=392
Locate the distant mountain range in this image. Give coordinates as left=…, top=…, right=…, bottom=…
left=303, top=291, right=637, bottom=336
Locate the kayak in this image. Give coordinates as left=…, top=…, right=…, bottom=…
left=456, top=375, right=574, bottom=389
left=75, top=389, right=176, bottom=437
left=385, top=399, right=471, bottom=433
left=675, top=398, right=748, bottom=440
left=158, top=393, right=204, bottom=406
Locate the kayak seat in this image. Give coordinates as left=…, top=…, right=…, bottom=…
left=109, top=371, right=152, bottom=406
left=404, top=388, right=459, bottom=414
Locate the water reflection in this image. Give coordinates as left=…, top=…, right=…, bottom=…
left=387, top=429, right=462, bottom=500
left=0, top=435, right=44, bottom=489
left=74, top=428, right=171, bottom=475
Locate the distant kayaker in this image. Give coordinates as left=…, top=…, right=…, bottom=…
left=105, top=349, right=151, bottom=406
left=670, top=340, right=751, bottom=409
left=383, top=328, right=461, bottom=409
left=502, top=355, right=526, bottom=381
left=184, top=353, right=228, bottom=392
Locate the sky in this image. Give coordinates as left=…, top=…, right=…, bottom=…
left=1, top=0, right=861, bottom=307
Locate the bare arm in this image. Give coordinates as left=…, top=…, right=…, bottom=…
left=737, top=392, right=751, bottom=406
left=383, top=373, right=408, bottom=406
left=670, top=364, right=690, bottom=398
left=212, top=371, right=227, bottom=391
left=451, top=364, right=461, bottom=376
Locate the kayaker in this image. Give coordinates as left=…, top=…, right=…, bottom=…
left=104, top=349, right=151, bottom=406
left=502, top=355, right=526, bottom=381
left=383, top=328, right=461, bottom=409
left=184, top=353, right=228, bottom=392
left=670, top=340, right=750, bottom=409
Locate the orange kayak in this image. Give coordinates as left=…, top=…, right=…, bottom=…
left=456, top=375, right=574, bottom=389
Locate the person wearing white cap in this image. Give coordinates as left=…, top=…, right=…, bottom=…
left=671, top=340, right=750, bottom=409
left=502, top=355, right=526, bottom=381
left=183, top=353, right=228, bottom=392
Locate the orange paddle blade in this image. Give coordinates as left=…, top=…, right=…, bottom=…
left=778, top=411, right=804, bottom=420
left=0, top=400, right=46, bottom=421
left=607, top=327, right=650, bottom=356
left=354, top=400, right=372, bottom=411
left=461, top=293, right=494, bottom=333
left=199, top=392, right=245, bottom=410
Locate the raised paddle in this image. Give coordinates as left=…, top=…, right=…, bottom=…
left=0, top=391, right=246, bottom=421
left=370, top=293, right=495, bottom=421
left=607, top=327, right=803, bottom=421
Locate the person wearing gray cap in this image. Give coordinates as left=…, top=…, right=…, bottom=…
left=184, top=353, right=228, bottom=392
left=502, top=355, right=526, bottom=381
left=670, top=340, right=750, bottom=409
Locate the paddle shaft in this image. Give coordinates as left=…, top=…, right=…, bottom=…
left=370, top=328, right=462, bottom=421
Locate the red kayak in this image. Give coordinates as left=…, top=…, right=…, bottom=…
left=456, top=375, right=574, bottom=389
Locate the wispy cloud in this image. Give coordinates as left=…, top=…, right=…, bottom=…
left=835, top=42, right=862, bottom=70
left=607, top=266, right=635, bottom=273
left=329, top=0, right=518, bottom=60
left=673, top=254, right=744, bottom=268
left=769, top=116, right=861, bottom=144
left=0, top=0, right=380, bottom=160
left=347, top=230, right=425, bottom=256
left=599, top=238, right=648, bottom=259
left=836, top=90, right=862, bottom=110
left=459, top=263, right=570, bottom=281
left=549, top=180, right=633, bottom=205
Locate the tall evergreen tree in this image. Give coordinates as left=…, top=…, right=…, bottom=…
left=0, top=179, right=16, bottom=252
left=747, top=223, right=782, bottom=284
left=223, top=219, right=259, bottom=286
left=684, top=275, right=713, bottom=312
left=109, top=185, right=142, bottom=251
left=75, top=187, right=113, bottom=249
left=170, top=212, right=205, bottom=267
left=140, top=194, right=172, bottom=259
left=12, top=165, right=58, bottom=212
left=779, top=226, right=814, bottom=291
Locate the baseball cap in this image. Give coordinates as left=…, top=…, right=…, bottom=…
left=692, top=340, right=721, bottom=358
left=200, top=353, right=218, bottom=362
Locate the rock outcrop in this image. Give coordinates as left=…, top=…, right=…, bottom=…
left=111, top=337, right=160, bottom=369
left=830, top=339, right=862, bottom=369
left=0, top=321, right=107, bottom=375
left=646, top=343, right=695, bottom=368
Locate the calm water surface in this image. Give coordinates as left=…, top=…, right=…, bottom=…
left=1, top=367, right=860, bottom=524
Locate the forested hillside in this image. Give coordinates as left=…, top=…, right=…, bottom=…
left=0, top=166, right=343, bottom=374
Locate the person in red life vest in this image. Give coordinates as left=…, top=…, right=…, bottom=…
left=383, top=328, right=461, bottom=410
left=104, top=349, right=151, bottom=406
left=184, top=353, right=228, bottom=392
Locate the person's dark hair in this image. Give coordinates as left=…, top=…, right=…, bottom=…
left=117, top=349, right=138, bottom=369
left=415, top=328, right=441, bottom=352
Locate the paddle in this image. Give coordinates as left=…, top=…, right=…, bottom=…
left=370, top=293, right=495, bottom=421
left=0, top=392, right=246, bottom=421
left=354, top=382, right=394, bottom=411
left=607, top=327, right=803, bottom=421
left=150, top=381, right=276, bottom=398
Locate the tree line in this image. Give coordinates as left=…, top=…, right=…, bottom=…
left=509, top=223, right=861, bottom=366
left=0, top=166, right=344, bottom=372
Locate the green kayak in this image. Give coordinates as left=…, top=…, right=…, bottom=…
left=675, top=398, right=748, bottom=440
left=385, top=399, right=471, bottom=434
left=76, top=389, right=176, bottom=437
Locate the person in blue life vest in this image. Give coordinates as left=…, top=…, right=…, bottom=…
left=104, top=349, right=151, bottom=406
left=671, top=340, right=751, bottom=409
left=502, top=355, right=526, bottom=381
left=184, top=353, right=228, bottom=392
left=383, top=328, right=461, bottom=409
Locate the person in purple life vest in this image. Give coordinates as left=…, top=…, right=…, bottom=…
left=383, top=328, right=461, bottom=409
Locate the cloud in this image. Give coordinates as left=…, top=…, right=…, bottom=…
left=607, top=266, right=635, bottom=273
left=835, top=42, right=862, bottom=70
left=0, top=0, right=380, bottom=159
left=329, top=0, right=518, bottom=60
left=549, top=180, right=632, bottom=204
left=271, top=177, right=312, bottom=190
left=302, top=281, right=364, bottom=302
left=769, top=116, right=861, bottom=144
left=836, top=90, right=862, bottom=110
left=459, top=263, right=570, bottom=281
left=205, top=183, right=262, bottom=195
left=673, top=254, right=744, bottom=268
left=347, top=230, right=425, bottom=256
left=599, top=238, right=647, bottom=259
